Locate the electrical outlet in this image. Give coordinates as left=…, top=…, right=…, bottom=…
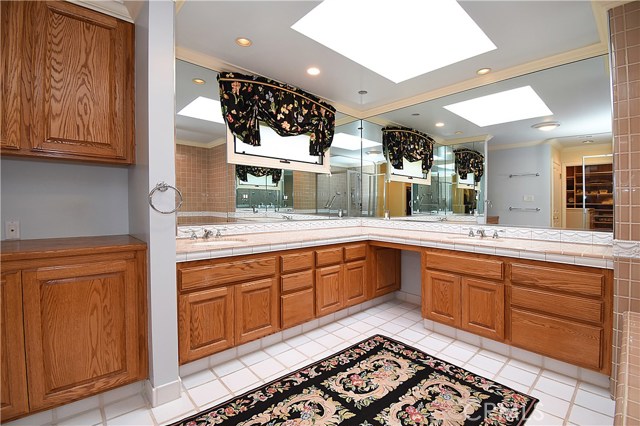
left=523, top=195, right=534, bottom=202
left=5, top=220, right=20, bottom=239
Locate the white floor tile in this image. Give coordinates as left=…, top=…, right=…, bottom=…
left=250, top=357, right=286, bottom=380
left=263, top=342, right=291, bottom=357
left=467, top=353, right=506, bottom=374
left=333, top=326, right=361, bottom=340
left=337, top=316, right=358, bottom=327
left=304, top=328, right=328, bottom=340
left=395, top=328, right=426, bottom=343
left=531, top=390, right=571, bottom=418
left=297, top=339, right=327, bottom=357
left=151, top=392, right=195, bottom=425
left=573, top=388, right=615, bottom=417
left=3, top=409, right=54, bottom=426
left=278, top=348, right=309, bottom=368
left=321, top=322, right=342, bottom=333
left=106, top=408, right=154, bottom=426
left=494, top=376, right=530, bottom=394
left=440, top=343, right=477, bottom=362
left=478, top=349, right=509, bottom=363
left=390, top=316, right=418, bottom=327
left=415, top=336, right=450, bottom=353
left=104, top=394, right=147, bottom=420
left=284, top=334, right=311, bottom=347
left=498, top=365, right=539, bottom=387
left=540, top=369, right=578, bottom=387
left=378, top=321, right=405, bottom=335
left=315, top=333, right=344, bottom=349
left=578, top=381, right=612, bottom=399
left=428, top=332, right=455, bottom=344
left=533, top=376, right=577, bottom=401
left=240, top=349, right=271, bottom=366
left=349, top=321, right=376, bottom=333
left=526, top=409, right=565, bottom=426
left=568, top=404, right=614, bottom=426
left=506, top=358, right=541, bottom=375
left=187, top=379, right=230, bottom=408
left=461, top=363, right=496, bottom=380
left=181, top=369, right=216, bottom=389
left=212, top=359, right=245, bottom=378
left=56, top=408, right=103, bottom=426
left=219, top=368, right=261, bottom=393
left=362, top=315, right=387, bottom=327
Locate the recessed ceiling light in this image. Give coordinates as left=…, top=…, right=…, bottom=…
left=358, top=90, right=368, bottom=95
left=366, top=149, right=382, bottom=155
left=476, top=68, right=491, bottom=75
left=531, top=121, right=561, bottom=131
left=411, top=113, right=420, bottom=116
left=582, top=139, right=594, bottom=144
left=331, top=133, right=381, bottom=151
left=192, top=78, right=206, bottom=85
left=444, top=86, right=553, bottom=127
left=455, top=131, right=464, bottom=135
left=307, top=67, right=320, bottom=76
left=177, top=97, right=224, bottom=123
left=291, top=0, right=496, bottom=83
left=235, top=37, right=252, bottom=47
left=435, top=122, right=445, bottom=127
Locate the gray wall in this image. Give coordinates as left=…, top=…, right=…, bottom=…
left=487, top=144, right=552, bottom=227
left=401, top=250, right=421, bottom=296
left=1, top=158, right=129, bottom=239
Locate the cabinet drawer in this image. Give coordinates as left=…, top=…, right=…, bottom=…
left=511, top=309, right=602, bottom=371
left=281, top=287, right=315, bottom=328
left=179, top=257, right=276, bottom=291
left=510, top=263, right=603, bottom=297
left=344, top=243, right=367, bottom=261
left=316, top=247, right=343, bottom=267
left=426, top=252, right=503, bottom=280
left=281, top=270, right=313, bottom=293
left=281, top=251, right=314, bottom=273
left=512, top=286, right=603, bottom=324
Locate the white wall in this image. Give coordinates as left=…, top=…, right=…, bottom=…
left=488, top=144, right=552, bottom=227
left=0, top=158, right=129, bottom=239
left=129, top=0, right=180, bottom=406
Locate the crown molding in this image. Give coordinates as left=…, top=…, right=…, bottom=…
left=67, top=0, right=135, bottom=22
left=175, top=137, right=225, bottom=149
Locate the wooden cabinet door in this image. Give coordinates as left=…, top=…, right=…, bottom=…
left=281, top=287, right=315, bottom=329
left=1, top=1, right=25, bottom=151
left=316, top=265, right=343, bottom=316
left=178, top=287, right=234, bottom=364
left=22, top=259, right=143, bottom=411
left=235, top=278, right=279, bottom=345
left=422, top=270, right=461, bottom=327
left=371, top=248, right=401, bottom=298
left=461, top=278, right=504, bottom=340
left=24, top=1, right=134, bottom=163
left=344, top=260, right=367, bottom=307
left=1, top=272, right=29, bottom=422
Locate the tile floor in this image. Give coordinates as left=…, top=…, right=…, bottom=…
left=10, top=299, right=616, bottom=426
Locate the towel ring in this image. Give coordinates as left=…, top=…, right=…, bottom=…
left=148, top=182, right=183, bottom=214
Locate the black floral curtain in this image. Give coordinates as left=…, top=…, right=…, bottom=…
left=454, top=149, right=485, bottom=183
left=218, top=72, right=336, bottom=157
left=382, top=127, right=435, bottom=173
left=235, top=165, right=283, bottom=185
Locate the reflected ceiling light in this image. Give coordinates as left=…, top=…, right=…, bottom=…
left=411, top=113, right=420, bottom=116
left=476, top=68, right=491, bottom=75
left=306, top=67, right=321, bottom=76
left=366, top=149, right=382, bottom=155
left=444, top=86, right=553, bottom=127
left=178, top=97, right=224, bottom=123
left=582, top=139, right=594, bottom=144
left=435, top=122, right=445, bottom=127
left=331, top=132, right=381, bottom=151
left=455, top=131, right=464, bottom=135
left=358, top=90, right=368, bottom=95
left=531, top=121, right=561, bottom=131
left=235, top=37, right=252, bottom=47
left=192, top=78, right=206, bottom=85
left=291, top=0, right=496, bottom=83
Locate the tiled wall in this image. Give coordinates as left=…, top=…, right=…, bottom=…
left=292, top=170, right=317, bottom=210
left=175, top=144, right=235, bottom=224
left=610, top=1, right=640, bottom=389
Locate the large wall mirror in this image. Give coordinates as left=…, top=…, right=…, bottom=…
left=176, top=54, right=612, bottom=232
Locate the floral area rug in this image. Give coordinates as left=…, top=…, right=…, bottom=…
left=171, top=335, right=538, bottom=426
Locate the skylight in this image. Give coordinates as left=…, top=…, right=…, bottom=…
left=330, top=133, right=381, bottom=151
left=178, top=97, right=224, bottom=123
left=291, top=0, right=496, bottom=83
left=443, top=86, right=553, bottom=127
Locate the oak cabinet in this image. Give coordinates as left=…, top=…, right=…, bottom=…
left=1, top=1, right=135, bottom=164
left=316, top=264, right=344, bottom=316
left=177, top=255, right=279, bottom=364
left=280, top=251, right=315, bottom=328
left=344, top=260, right=367, bottom=307
left=0, top=236, right=147, bottom=422
left=422, top=270, right=461, bottom=327
left=0, top=272, right=29, bottom=421
left=370, top=247, right=401, bottom=298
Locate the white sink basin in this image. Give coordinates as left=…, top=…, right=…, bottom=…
left=192, top=238, right=247, bottom=248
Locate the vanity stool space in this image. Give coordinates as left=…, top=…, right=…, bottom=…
left=176, top=242, right=402, bottom=364
left=0, top=236, right=148, bottom=422
left=421, top=248, right=613, bottom=374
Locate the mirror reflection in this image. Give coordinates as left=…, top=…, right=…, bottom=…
left=175, top=54, right=612, bottom=231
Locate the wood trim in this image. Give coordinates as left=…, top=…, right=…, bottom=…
left=281, top=270, right=313, bottom=293
left=179, top=256, right=276, bottom=292
left=511, top=286, right=603, bottom=324
left=315, top=247, right=343, bottom=267
left=344, top=243, right=367, bottom=261
left=280, top=251, right=314, bottom=273
left=281, top=287, right=315, bottom=329
left=510, top=262, right=604, bottom=297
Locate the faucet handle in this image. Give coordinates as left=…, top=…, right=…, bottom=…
left=468, top=228, right=475, bottom=237
left=188, top=228, right=198, bottom=240
left=492, top=229, right=505, bottom=239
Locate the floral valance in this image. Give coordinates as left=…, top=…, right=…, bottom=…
left=382, top=126, right=435, bottom=173
left=235, top=165, right=283, bottom=185
left=454, top=149, right=484, bottom=183
left=218, top=72, right=336, bottom=157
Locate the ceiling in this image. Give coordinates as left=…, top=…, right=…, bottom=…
left=175, top=1, right=616, bottom=152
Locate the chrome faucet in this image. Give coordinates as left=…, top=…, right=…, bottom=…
left=189, top=229, right=198, bottom=240
left=477, top=229, right=486, bottom=238
left=215, top=227, right=228, bottom=238
left=468, top=228, right=475, bottom=237
left=202, top=229, right=214, bottom=240
left=492, top=229, right=505, bottom=239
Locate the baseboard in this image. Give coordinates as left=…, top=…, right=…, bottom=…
left=144, top=378, right=182, bottom=407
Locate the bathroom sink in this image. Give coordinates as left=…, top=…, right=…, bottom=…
left=192, top=238, right=247, bottom=248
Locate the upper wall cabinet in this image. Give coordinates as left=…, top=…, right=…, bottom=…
left=1, top=1, right=135, bottom=164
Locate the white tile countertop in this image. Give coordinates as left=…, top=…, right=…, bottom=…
left=176, top=224, right=613, bottom=269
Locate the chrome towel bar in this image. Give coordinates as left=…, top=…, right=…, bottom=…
left=509, top=207, right=540, bottom=212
